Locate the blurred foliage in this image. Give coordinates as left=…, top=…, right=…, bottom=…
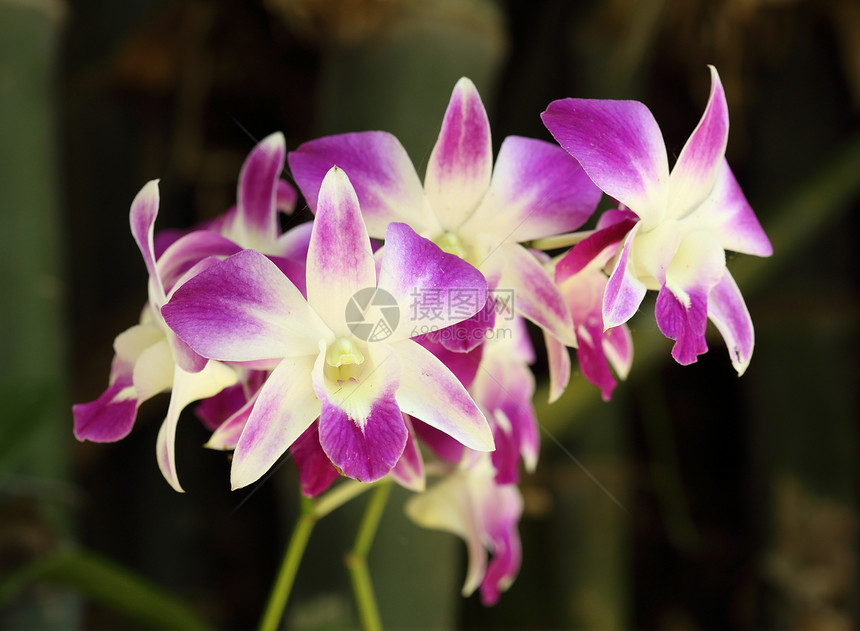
left=0, top=548, right=211, bottom=631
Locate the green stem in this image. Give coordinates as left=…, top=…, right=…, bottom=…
left=257, top=494, right=316, bottom=631
left=315, top=479, right=379, bottom=519
left=256, top=479, right=384, bottom=631
left=346, top=480, right=393, bottom=631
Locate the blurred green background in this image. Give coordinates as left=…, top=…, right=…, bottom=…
left=1, top=0, right=858, bottom=628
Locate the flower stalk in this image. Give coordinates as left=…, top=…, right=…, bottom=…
left=258, top=494, right=316, bottom=631
left=346, top=480, right=393, bottom=631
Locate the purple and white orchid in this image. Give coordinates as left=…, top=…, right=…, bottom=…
left=549, top=209, right=635, bottom=401
left=73, top=133, right=317, bottom=492
left=405, top=453, right=523, bottom=606
left=73, top=66, right=774, bottom=613
left=542, top=66, right=772, bottom=374
left=163, top=166, right=495, bottom=488
left=288, top=77, right=602, bottom=350
left=72, top=181, right=241, bottom=492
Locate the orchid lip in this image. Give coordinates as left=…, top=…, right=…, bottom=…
left=324, top=335, right=367, bottom=383
left=434, top=231, right=469, bottom=259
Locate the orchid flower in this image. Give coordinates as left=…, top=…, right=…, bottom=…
left=290, top=413, right=426, bottom=497
left=288, top=77, right=601, bottom=350
left=162, top=166, right=494, bottom=488
left=405, top=454, right=523, bottom=606
left=186, top=133, right=311, bottom=436
left=469, top=316, right=540, bottom=484
left=72, top=181, right=240, bottom=492
left=73, top=133, right=316, bottom=492
left=412, top=316, right=538, bottom=483
left=542, top=66, right=772, bottom=374
left=546, top=210, right=635, bottom=402
left=206, top=132, right=311, bottom=268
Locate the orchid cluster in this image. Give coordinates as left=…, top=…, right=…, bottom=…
left=74, top=67, right=770, bottom=610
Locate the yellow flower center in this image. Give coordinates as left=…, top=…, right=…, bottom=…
left=434, top=231, right=468, bottom=259
left=324, top=336, right=365, bottom=383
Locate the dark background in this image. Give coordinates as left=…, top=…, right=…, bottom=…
left=1, top=0, right=858, bottom=628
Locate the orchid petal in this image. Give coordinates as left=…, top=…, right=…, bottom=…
left=205, top=392, right=257, bottom=450
left=691, top=160, right=773, bottom=257
left=575, top=323, right=619, bottom=401
left=231, top=355, right=321, bottom=489
left=153, top=228, right=185, bottom=260
left=495, top=243, right=575, bottom=346
left=707, top=270, right=755, bottom=376
left=312, top=340, right=401, bottom=426
left=603, top=323, right=634, bottom=381
left=392, top=339, right=493, bottom=451
left=288, top=131, right=431, bottom=237
left=543, top=331, right=571, bottom=404
left=276, top=178, right=298, bottom=213
left=129, top=180, right=165, bottom=302
left=163, top=256, right=229, bottom=374
left=474, top=343, right=539, bottom=473
left=461, top=136, right=601, bottom=242
left=542, top=98, right=669, bottom=224
left=390, top=416, right=425, bottom=492
left=159, top=258, right=225, bottom=374
left=235, top=132, right=285, bottom=245
left=131, top=339, right=174, bottom=403
left=664, top=230, right=726, bottom=293
left=414, top=332, right=483, bottom=389
left=196, top=370, right=265, bottom=431
left=306, top=167, right=377, bottom=335
left=156, top=360, right=239, bottom=492
left=168, top=334, right=208, bottom=374
left=163, top=249, right=330, bottom=362
left=489, top=412, right=521, bottom=485
left=274, top=221, right=313, bottom=262
left=655, top=285, right=709, bottom=365
left=603, top=226, right=647, bottom=328
left=318, top=389, right=406, bottom=483
left=412, top=418, right=466, bottom=464
left=632, top=219, right=684, bottom=287
left=290, top=422, right=340, bottom=497
left=425, top=77, right=492, bottom=231
left=507, top=315, right=536, bottom=364
left=478, top=484, right=523, bottom=605
left=268, top=255, right=308, bottom=298
left=668, top=66, right=729, bottom=219
left=114, top=322, right=164, bottom=368
left=436, top=297, right=496, bottom=353
left=555, top=217, right=637, bottom=284
left=405, top=457, right=523, bottom=603
left=378, top=222, right=487, bottom=343
left=156, top=230, right=241, bottom=295
left=405, top=467, right=486, bottom=596
left=656, top=230, right=725, bottom=365
left=311, top=339, right=405, bottom=483
left=72, top=378, right=138, bottom=442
